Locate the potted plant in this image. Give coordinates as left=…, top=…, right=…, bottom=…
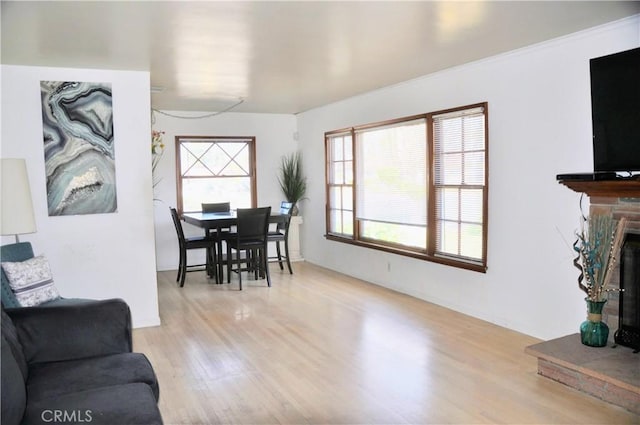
left=573, top=213, right=627, bottom=346
left=277, top=151, right=307, bottom=215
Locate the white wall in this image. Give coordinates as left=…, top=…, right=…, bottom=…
left=1, top=65, right=160, bottom=328
left=297, top=17, right=640, bottom=340
left=151, top=110, right=297, bottom=271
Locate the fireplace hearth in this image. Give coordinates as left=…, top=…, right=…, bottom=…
left=525, top=334, right=639, bottom=414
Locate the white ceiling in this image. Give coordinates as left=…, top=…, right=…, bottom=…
left=2, top=1, right=639, bottom=114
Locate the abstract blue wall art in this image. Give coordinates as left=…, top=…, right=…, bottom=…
left=41, top=81, right=117, bottom=216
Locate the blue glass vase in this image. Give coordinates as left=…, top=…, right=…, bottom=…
left=580, top=299, right=609, bottom=347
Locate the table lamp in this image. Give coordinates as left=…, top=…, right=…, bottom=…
left=1, top=158, right=37, bottom=243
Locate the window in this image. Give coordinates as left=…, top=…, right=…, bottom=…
left=176, top=136, right=256, bottom=214
left=433, top=107, right=486, bottom=261
left=326, top=132, right=354, bottom=237
left=325, top=103, right=488, bottom=272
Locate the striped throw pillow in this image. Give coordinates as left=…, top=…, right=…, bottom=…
left=1, top=255, right=60, bottom=307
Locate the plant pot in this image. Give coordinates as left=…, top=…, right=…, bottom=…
left=579, top=298, right=609, bottom=347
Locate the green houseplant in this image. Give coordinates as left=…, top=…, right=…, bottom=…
left=277, top=151, right=307, bottom=215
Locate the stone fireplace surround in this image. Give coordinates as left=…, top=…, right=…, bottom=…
left=562, top=179, right=640, bottom=343
left=526, top=179, right=640, bottom=415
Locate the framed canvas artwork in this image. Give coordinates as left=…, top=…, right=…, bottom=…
left=41, top=81, right=117, bottom=216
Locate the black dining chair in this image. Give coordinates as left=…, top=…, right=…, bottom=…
left=201, top=202, right=231, bottom=213
left=169, top=207, right=218, bottom=287
left=268, top=201, right=294, bottom=274
left=226, top=207, right=271, bottom=290
left=201, top=202, right=233, bottom=282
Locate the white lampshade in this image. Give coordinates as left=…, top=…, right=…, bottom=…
left=1, top=158, right=37, bottom=241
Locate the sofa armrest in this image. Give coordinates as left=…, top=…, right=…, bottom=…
left=5, top=298, right=132, bottom=365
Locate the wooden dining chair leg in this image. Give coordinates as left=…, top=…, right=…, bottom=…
left=283, top=238, right=293, bottom=274
left=206, top=246, right=219, bottom=284
left=177, top=248, right=185, bottom=284
left=263, top=246, right=271, bottom=287
left=254, top=248, right=263, bottom=280
left=275, top=242, right=284, bottom=270
left=176, top=250, right=182, bottom=283
left=227, top=244, right=232, bottom=284
left=237, top=248, right=243, bottom=290
left=217, top=239, right=224, bottom=284
left=245, top=249, right=253, bottom=275
left=205, top=247, right=210, bottom=278
left=253, top=249, right=259, bottom=279
left=179, top=248, right=187, bottom=288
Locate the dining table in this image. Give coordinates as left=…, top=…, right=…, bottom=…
left=182, top=211, right=286, bottom=284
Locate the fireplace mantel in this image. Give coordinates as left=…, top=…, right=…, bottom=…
left=558, top=179, right=640, bottom=198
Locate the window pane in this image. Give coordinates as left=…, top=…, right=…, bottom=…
left=200, top=144, right=228, bottom=174
left=464, top=152, right=485, bottom=185
left=332, top=161, right=344, bottom=184
left=330, top=209, right=342, bottom=234
left=460, top=189, right=482, bottom=223
left=356, top=118, right=427, bottom=227
left=360, top=220, right=426, bottom=249
left=460, top=223, right=483, bottom=258
left=344, top=160, right=353, bottom=184
left=330, top=186, right=342, bottom=210
left=437, top=188, right=459, bottom=221
left=182, top=177, right=251, bottom=212
left=440, top=153, right=462, bottom=185
left=344, top=135, right=353, bottom=160
left=181, top=146, right=212, bottom=177
left=333, top=137, right=344, bottom=161
left=463, top=115, right=485, bottom=151
left=437, top=220, right=459, bottom=255
left=342, top=186, right=352, bottom=210
left=342, top=210, right=353, bottom=235
left=440, top=119, right=462, bottom=152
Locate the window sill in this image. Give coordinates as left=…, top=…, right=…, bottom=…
left=325, top=234, right=487, bottom=273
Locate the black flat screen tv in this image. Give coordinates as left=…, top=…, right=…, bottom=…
left=590, top=46, right=640, bottom=173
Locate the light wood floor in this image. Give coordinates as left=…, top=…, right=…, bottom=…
left=133, top=262, right=639, bottom=424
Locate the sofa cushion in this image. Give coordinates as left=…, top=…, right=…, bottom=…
left=1, top=242, right=35, bottom=308
left=22, top=382, right=163, bottom=425
left=27, top=352, right=160, bottom=402
left=8, top=299, right=132, bottom=364
left=1, top=335, right=27, bottom=425
left=1, top=255, right=60, bottom=307
left=1, top=309, right=27, bottom=379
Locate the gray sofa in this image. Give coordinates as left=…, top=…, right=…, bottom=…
left=1, top=241, right=162, bottom=424
left=1, top=298, right=163, bottom=425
